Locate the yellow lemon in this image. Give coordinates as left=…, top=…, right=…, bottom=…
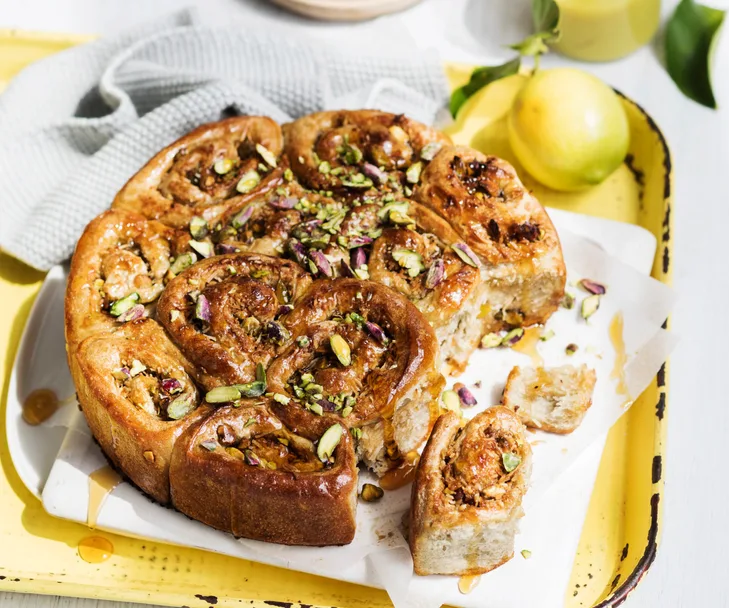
left=507, top=68, right=630, bottom=191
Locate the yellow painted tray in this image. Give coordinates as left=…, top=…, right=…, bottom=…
left=0, top=31, right=671, bottom=608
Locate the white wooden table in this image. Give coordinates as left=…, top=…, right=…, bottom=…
left=1, top=0, right=728, bottom=606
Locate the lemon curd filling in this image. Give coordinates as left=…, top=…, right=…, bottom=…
left=554, top=0, right=661, bottom=62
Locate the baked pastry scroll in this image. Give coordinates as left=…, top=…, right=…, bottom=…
left=283, top=110, right=450, bottom=196
left=170, top=404, right=357, bottom=545
left=113, top=116, right=284, bottom=228
left=157, top=253, right=312, bottom=388
left=265, top=278, right=444, bottom=472
left=415, top=146, right=566, bottom=331
left=502, top=364, right=597, bottom=433
left=74, top=320, right=210, bottom=504
left=409, top=408, right=532, bottom=576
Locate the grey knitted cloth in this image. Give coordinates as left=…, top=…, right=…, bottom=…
left=0, top=10, right=448, bottom=270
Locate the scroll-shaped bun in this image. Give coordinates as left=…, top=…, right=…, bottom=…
left=409, top=408, right=532, bottom=576
left=65, top=209, right=185, bottom=352
left=157, top=253, right=312, bottom=388
left=170, top=404, right=357, bottom=545
left=283, top=110, right=450, bottom=196
left=502, top=364, right=597, bottom=434
left=415, top=146, right=566, bottom=330
left=113, top=117, right=284, bottom=228
left=74, top=321, right=210, bottom=504
left=265, top=278, right=444, bottom=472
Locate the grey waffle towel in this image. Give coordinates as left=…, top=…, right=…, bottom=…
left=0, top=9, right=448, bottom=270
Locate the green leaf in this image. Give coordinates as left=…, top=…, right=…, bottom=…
left=449, top=57, right=521, bottom=118
left=531, top=0, right=560, bottom=35
left=666, top=0, right=725, bottom=109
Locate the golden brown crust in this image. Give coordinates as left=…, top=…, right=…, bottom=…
left=170, top=404, right=357, bottom=546
left=409, top=408, right=532, bottom=576
left=283, top=110, right=451, bottom=195
left=65, top=209, right=186, bottom=353
left=157, top=253, right=313, bottom=388
left=265, top=278, right=441, bottom=438
left=112, top=117, right=284, bottom=228
left=74, top=320, right=211, bottom=504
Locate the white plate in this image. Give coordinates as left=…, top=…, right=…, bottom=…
left=6, top=209, right=663, bottom=608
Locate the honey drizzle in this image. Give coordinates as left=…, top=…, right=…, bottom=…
left=379, top=451, right=419, bottom=491
left=78, top=536, right=114, bottom=563
left=510, top=326, right=543, bottom=366
left=87, top=465, right=122, bottom=528
left=22, top=388, right=60, bottom=425
left=609, top=312, right=632, bottom=407
left=458, top=574, right=481, bottom=594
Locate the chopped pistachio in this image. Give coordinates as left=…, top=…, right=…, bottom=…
left=353, top=266, right=370, bottom=280
left=378, top=200, right=409, bottom=220
left=317, top=424, right=343, bottom=463
left=330, top=334, right=352, bottom=366
left=112, top=368, right=130, bottom=381
left=205, top=386, right=242, bottom=403
left=189, top=216, right=208, bottom=239
left=234, top=381, right=267, bottom=398
left=581, top=295, right=600, bottom=320
left=521, top=549, right=532, bottom=559
left=189, top=240, right=213, bottom=258
left=284, top=168, right=294, bottom=181
left=296, top=336, right=311, bottom=348
left=255, top=143, right=277, bottom=168
left=502, top=452, right=521, bottom=472
left=128, top=359, right=146, bottom=377
left=360, top=483, right=384, bottom=502
left=441, top=389, right=461, bottom=414
left=420, top=142, right=442, bottom=161
left=200, top=440, right=218, bottom=452
left=236, top=170, right=261, bottom=194
left=351, top=427, right=363, bottom=440
left=170, top=252, right=197, bottom=276
left=272, top=393, right=290, bottom=405
left=318, top=160, right=331, bottom=174
left=167, top=394, right=196, bottom=420
left=392, top=248, right=424, bottom=278
left=225, top=447, right=245, bottom=460
left=256, top=362, right=266, bottom=384
left=310, top=403, right=324, bottom=416
left=480, top=333, right=503, bottom=348
left=406, top=161, right=423, bottom=184
left=540, top=329, right=555, bottom=341
left=562, top=292, right=576, bottom=310
left=170, top=310, right=181, bottom=322
left=502, top=328, right=525, bottom=346
left=277, top=437, right=290, bottom=446
left=300, top=373, right=315, bottom=386
left=213, top=158, right=234, bottom=175
left=341, top=405, right=353, bottom=417
left=451, top=243, right=480, bottom=268
left=244, top=417, right=256, bottom=428
left=565, top=343, right=579, bottom=355
left=109, top=292, right=140, bottom=317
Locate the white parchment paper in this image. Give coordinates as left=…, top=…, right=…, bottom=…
left=31, top=211, right=676, bottom=608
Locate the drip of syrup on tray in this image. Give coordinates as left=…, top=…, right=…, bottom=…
left=87, top=465, right=122, bottom=528
left=458, top=574, right=481, bottom=594
left=609, top=312, right=632, bottom=408
left=510, top=327, right=543, bottom=366
left=379, top=451, right=420, bottom=491
left=78, top=536, right=114, bottom=563
left=22, top=388, right=60, bottom=425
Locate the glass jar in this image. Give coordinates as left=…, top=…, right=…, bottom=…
left=554, top=0, right=661, bottom=62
